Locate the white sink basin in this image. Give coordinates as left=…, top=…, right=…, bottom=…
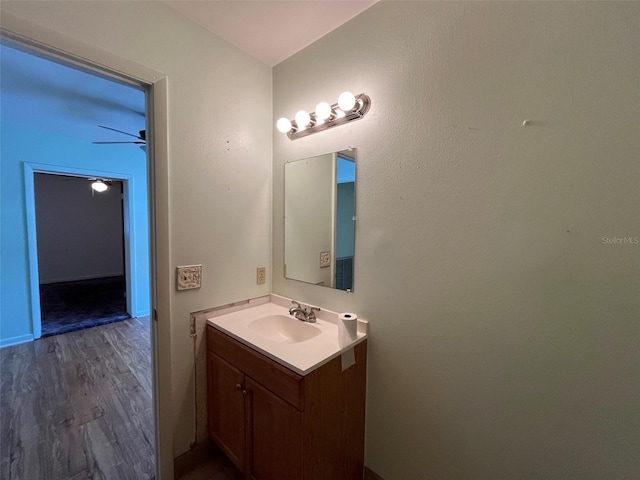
left=248, top=314, right=321, bottom=344
left=207, top=298, right=367, bottom=375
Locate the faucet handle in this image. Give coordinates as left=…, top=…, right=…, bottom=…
left=307, top=306, right=320, bottom=319
left=289, top=300, right=302, bottom=316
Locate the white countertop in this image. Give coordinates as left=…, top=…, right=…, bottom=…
left=207, top=299, right=367, bottom=375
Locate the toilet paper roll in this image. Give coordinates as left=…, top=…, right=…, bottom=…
left=339, top=313, right=358, bottom=371
left=338, top=313, right=358, bottom=348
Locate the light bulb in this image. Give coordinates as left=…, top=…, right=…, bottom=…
left=276, top=117, right=292, bottom=133
left=294, top=110, right=311, bottom=128
left=338, top=91, right=356, bottom=112
left=91, top=180, right=108, bottom=193
left=315, top=102, right=332, bottom=120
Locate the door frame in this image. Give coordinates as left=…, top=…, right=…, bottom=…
left=24, top=167, right=140, bottom=338
left=1, top=13, right=174, bottom=479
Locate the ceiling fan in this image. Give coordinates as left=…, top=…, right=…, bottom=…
left=92, top=125, right=146, bottom=145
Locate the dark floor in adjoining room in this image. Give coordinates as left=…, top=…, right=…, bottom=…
left=0, top=317, right=154, bottom=479
left=39, top=276, right=131, bottom=337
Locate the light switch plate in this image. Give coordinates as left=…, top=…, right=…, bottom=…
left=320, top=251, right=331, bottom=268
left=176, top=265, right=202, bottom=290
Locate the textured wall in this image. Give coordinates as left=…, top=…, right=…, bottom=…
left=273, top=2, right=640, bottom=479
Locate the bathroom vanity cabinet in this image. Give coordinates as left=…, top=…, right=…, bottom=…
left=206, top=325, right=367, bottom=480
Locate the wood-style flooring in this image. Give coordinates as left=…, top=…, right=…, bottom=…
left=1, top=317, right=155, bottom=480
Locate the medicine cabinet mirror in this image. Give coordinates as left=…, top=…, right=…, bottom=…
left=284, top=148, right=356, bottom=291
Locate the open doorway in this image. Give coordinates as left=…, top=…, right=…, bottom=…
left=0, top=38, right=153, bottom=340
left=35, top=173, right=131, bottom=337
left=1, top=41, right=158, bottom=479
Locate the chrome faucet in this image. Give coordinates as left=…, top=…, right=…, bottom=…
left=289, top=301, right=320, bottom=323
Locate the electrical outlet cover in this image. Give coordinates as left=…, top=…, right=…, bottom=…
left=176, top=265, right=202, bottom=290
left=257, top=266, right=266, bottom=285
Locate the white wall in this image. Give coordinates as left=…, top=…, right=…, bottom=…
left=35, top=174, right=124, bottom=283
left=0, top=0, right=273, bottom=458
left=273, top=2, right=640, bottom=479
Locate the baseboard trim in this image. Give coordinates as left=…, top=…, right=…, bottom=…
left=173, top=440, right=215, bottom=478
left=365, top=466, right=386, bottom=480
left=0, top=333, right=34, bottom=348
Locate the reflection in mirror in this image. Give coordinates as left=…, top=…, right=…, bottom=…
left=284, top=149, right=356, bottom=291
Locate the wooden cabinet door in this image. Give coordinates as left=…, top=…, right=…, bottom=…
left=246, top=377, right=303, bottom=480
left=208, top=352, right=246, bottom=472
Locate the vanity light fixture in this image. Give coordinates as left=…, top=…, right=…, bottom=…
left=90, top=178, right=111, bottom=193
left=337, top=91, right=356, bottom=111
left=315, top=102, right=332, bottom=121
left=277, top=118, right=292, bottom=133
left=294, top=110, right=312, bottom=129
left=276, top=91, right=371, bottom=140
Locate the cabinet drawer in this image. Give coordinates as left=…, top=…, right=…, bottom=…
left=207, top=325, right=304, bottom=410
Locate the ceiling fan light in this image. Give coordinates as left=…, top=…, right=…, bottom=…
left=91, top=179, right=109, bottom=193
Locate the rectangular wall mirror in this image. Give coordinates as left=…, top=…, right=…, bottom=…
left=284, top=148, right=356, bottom=291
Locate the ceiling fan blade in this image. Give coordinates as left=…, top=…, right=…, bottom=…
left=98, top=125, right=145, bottom=140
left=92, top=141, right=146, bottom=144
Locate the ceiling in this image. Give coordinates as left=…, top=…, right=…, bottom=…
left=164, top=0, right=377, bottom=66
